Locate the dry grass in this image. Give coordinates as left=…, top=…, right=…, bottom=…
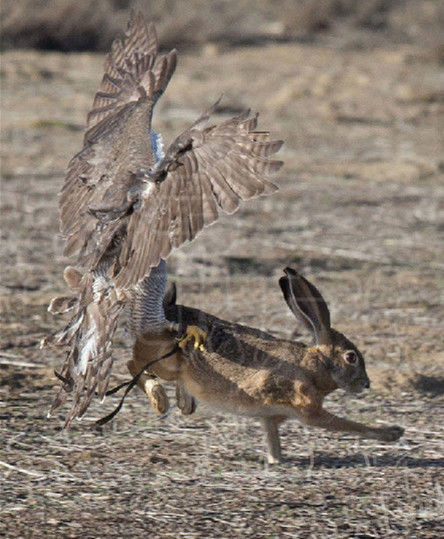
left=1, top=379, right=443, bottom=537
left=1, top=9, right=443, bottom=538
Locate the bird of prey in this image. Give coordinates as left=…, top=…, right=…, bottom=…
left=46, top=11, right=283, bottom=426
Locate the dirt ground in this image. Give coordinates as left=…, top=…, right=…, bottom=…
left=1, top=24, right=444, bottom=538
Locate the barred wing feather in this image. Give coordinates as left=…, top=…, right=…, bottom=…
left=116, top=112, right=283, bottom=288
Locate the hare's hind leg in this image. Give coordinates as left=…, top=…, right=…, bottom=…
left=302, top=409, right=404, bottom=442
left=127, top=358, right=170, bottom=414
left=261, top=416, right=285, bottom=464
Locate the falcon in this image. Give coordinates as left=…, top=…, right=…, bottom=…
left=46, top=11, right=283, bottom=426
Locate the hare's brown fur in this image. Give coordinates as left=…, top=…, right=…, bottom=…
left=129, top=270, right=404, bottom=464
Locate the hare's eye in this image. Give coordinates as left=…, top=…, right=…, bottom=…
left=344, top=351, right=357, bottom=364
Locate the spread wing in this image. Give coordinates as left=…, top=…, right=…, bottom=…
left=115, top=108, right=283, bottom=287
left=59, top=11, right=177, bottom=272
left=59, top=11, right=282, bottom=287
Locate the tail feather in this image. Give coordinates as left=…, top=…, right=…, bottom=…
left=46, top=271, right=124, bottom=425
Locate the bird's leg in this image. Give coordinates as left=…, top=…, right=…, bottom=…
left=175, top=324, right=207, bottom=352
left=166, top=321, right=206, bottom=351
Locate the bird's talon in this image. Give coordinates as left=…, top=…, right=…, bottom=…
left=177, top=325, right=207, bottom=351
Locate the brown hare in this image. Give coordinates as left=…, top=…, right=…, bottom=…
left=130, top=267, right=404, bottom=464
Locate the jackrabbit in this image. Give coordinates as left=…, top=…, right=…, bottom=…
left=129, top=267, right=404, bottom=464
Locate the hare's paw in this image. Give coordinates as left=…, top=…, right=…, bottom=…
left=377, top=425, right=404, bottom=442
left=177, top=390, right=197, bottom=415
left=176, top=383, right=196, bottom=415
left=177, top=325, right=207, bottom=351
left=266, top=455, right=282, bottom=466
left=144, top=378, right=170, bottom=414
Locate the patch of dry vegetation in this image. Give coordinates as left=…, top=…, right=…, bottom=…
left=1, top=5, right=443, bottom=537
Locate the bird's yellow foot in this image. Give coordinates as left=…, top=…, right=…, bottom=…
left=177, top=325, right=207, bottom=351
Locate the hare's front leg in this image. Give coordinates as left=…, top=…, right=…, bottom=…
left=261, top=416, right=285, bottom=464
left=302, top=409, right=404, bottom=442
left=127, top=358, right=170, bottom=414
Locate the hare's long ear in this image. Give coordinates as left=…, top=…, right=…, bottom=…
left=163, top=282, right=177, bottom=309
left=279, top=267, right=332, bottom=345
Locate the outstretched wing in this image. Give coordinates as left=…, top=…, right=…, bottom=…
left=59, top=11, right=177, bottom=271
left=116, top=109, right=283, bottom=287
left=86, top=11, right=161, bottom=134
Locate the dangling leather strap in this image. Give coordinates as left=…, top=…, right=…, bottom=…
left=95, top=345, right=179, bottom=426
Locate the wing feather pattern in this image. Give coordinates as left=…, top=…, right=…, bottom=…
left=115, top=112, right=283, bottom=288
left=47, top=11, right=283, bottom=425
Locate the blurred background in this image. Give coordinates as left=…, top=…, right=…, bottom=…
left=1, top=0, right=443, bottom=51
left=1, top=1, right=443, bottom=537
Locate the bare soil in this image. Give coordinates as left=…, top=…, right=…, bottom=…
left=1, top=31, right=443, bottom=538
